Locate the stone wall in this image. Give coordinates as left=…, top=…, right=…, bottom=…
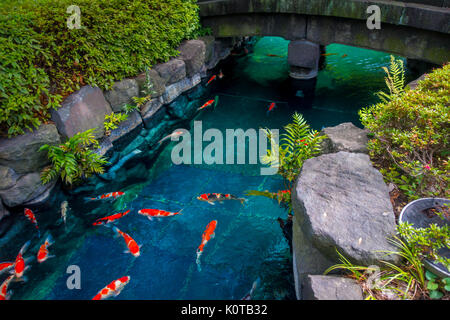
left=0, top=36, right=240, bottom=221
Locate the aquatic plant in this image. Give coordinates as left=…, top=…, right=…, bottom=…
left=359, top=61, right=449, bottom=200
left=39, top=128, right=108, bottom=185
left=104, top=112, right=128, bottom=136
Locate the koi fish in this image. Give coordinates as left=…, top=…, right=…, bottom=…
left=85, top=191, right=125, bottom=202
left=241, top=278, right=261, bottom=300
left=61, top=201, right=69, bottom=226
left=92, top=210, right=131, bottom=226
left=24, top=208, right=40, bottom=237
left=13, top=241, right=31, bottom=281
left=342, top=54, right=348, bottom=58
left=196, top=220, right=217, bottom=272
left=0, top=275, right=14, bottom=301
left=206, top=75, right=216, bottom=86
left=158, top=131, right=184, bottom=144
left=137, top=208, right=183, bottom=221
left=0, top=262, right=14, bottom=276
left=267, top=102, right=276, bottom=114
left=218, top=70, right=224, bottom=79
left=198, top=99, right=214, bottom=111
left=92, top=276, right=130, bottom=300
left=197, top=193, right=246, bottom=206
left=266, top=54, right=284, bottom=58
left=113, top=226, right=141, bottom=257
left=321, top=52, right=338, bottom=56
left=37, top=234, right=55, bottom=263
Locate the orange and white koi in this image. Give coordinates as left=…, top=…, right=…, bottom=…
left=267, top=102, right=276, bottom=114
left=13, top=241, right=31, bottom=281
left=218, top=70, right=224, bottom=79
left=92, top=276, right=130, bottom=300
left=92, top=210, right=131, bottom=226
left=0, top=262, right=14, bottom=276
left=197, top=193, right=246, bottom=206
left=158, top=131, right=184, bottom=144
left=0, top=275, right=14, bottom=301
left=206, top=75, right=216, bottom=86
left=37, top=234, right=55, bottom=263
left=196, top=220, right=217, bottom=271
left=198, top=99, right=215, bottom=111
left=137, top=208, right=182, bottom=221
left=85, top=191, right=125, bottom=202
left=113, top=227, right=141, bottom=257
left=24, top=208, right=40, bottom=237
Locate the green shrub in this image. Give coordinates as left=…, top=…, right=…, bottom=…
left=359, top=61, right=449, bottom=200
left=104, top=112, right=128, bottom=136
left=0, top=0, right=201, bottom=137
left=40, top=128, right=108, bottom=185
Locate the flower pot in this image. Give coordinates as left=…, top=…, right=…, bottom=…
left=399, top=198, right=450, bottom=278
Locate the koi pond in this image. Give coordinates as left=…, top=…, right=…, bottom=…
left=0, top=37, right=418, bottom=300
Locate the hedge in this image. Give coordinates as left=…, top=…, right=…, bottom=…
left=0, top=0, right=201, bottom=137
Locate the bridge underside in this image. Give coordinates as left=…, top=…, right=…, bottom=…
left=201, top=13, right=449, bottom=64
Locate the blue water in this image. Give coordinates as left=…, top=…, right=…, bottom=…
left=0, top=37, right=419, bottom=300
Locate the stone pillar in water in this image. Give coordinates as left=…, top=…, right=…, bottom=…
left=287, top=40, right=320, bottom=80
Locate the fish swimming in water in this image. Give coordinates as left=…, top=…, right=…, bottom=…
left=0, top=275, right=14, bottom=300
left=137, top=208, right=183, bottom=221
left=60, top=201, right=69, bottom=226
left=198, top=96, right=219, bottom=111
left=321, top=52, right=338, bottom=57
left=218, top=69, right=224, bottom=79
left=342, top=54, right=348, bottom=58
left=37, top=234, right=55, bottom=263
left=241, top=278, right=261, bottom=300
left=266, top=54, right=284, bottom=58
left=158, top=131, right=184, bottom=145
left=197, top=193, right=246, bottom=206
left=267, top=102, right=276, bottom=114
left=196, top=220, right=217, bottom=272
left=0, top=262, right=14, bottom=276
left=206, top=75, right=216, bottom=86
left=92, top=276, right=130, bottom=300
left=85, top=191, right=125, bottom=202
left=92, top=210, right=131, bottom=226
left=13, top=241, right=31, bottom=281
left=113, top=226, right=141, bottom=257
left=24, top=208, right=40, bottom=237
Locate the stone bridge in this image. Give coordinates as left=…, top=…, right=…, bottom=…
left=198, top=0, right=450, bottom=75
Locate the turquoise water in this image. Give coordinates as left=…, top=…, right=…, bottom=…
left=0, top=37, right=418, bottom=300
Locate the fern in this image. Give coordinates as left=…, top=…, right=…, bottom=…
left=376, top=55, right=405, bottom=103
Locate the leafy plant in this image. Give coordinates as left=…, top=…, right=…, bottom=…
left=40, top=129, right=108, bottom=185
left=375, top=56, right=405, bottom=103
left=245, top=189, right=292, bottom=212
left=104, top=112, right=128, bottom=136
left=359, top=62, right=449, bottom=200
left=426, top=270, right=450, bottom=299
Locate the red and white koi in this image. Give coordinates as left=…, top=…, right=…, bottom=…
left=198, top=99, right=215, bottom=111
left=37, top=234, right=55, bottom=263
left=92, top=276, right=130, bottom=300
left=196, top=220, right=217, bottom=271
left=85, top=191, right=125, bottom=202
left=206, top=74, right=216, bottom=86
left=92, top=210, right=131, bottom=226
left=0, top=262, right=14, bottom=276
left=197, top=193, right=246, bottom=205
left=113, top=227, right=141, bottom=257
left=137, top=208, right=183, bottom=221
left=24, top=208, right=40, bottom=237
left=158, top=131, right=184, bottom=144
left=0, top=275, right=14, bottom=301
left=13, top=241, right=31, bottom=281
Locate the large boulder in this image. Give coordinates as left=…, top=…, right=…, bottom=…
left=177, top=40, right=206, bottom=77
left=163, top=74, right=201, bottom=104
left=135, top=69, right=165, bottom=98
left=198, top=36, right=215, bottom=65
left=292, top=152, right=400, bottom=279
left=0, top=172, right=56, bottom=207
left=0, top=124, right=61, bottom=174
left=320, top=122, right=369, bottom=154
left=104, top=79, right=139, bottom=112
left=0, top=165, right=20, bottom=190
left=154, top=59, right=186, bottom=86
left=51, top=85, right=112, bottom=140
left=302, top=275, right=364, bottom=300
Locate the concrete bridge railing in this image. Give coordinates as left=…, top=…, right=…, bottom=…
left=198, top=0, right=450, bottom=65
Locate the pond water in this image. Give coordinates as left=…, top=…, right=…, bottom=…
left=0, top=37, right=418, bottom=300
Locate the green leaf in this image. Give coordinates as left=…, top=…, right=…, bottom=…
left=429, top=290, right=443, bottom=299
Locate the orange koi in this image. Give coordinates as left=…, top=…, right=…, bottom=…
left=113, top=227, right=141, bottom=257
left=13, top=241, right=31, bottom=281
left=321, top=52, right=338, bottom=57
left=198, top=99, right=215, bottom=111
left=206, top=75, right=216, bottom=86
left=92, top=210, right=131, bottom=226
left=37, top=234, right=55, bottom=263
left=0, top=275, right=14, bottom=301
left=92, top=276, right=130, bottom=300
left=138, top=208, right=182, bottom=221
left=85, top=191, right=125, bottom=202
left=24, top=208, right=40, bottom=237
left=196, top=220, right=217, bottom=271
left=267, top=102, right=276, bottom=114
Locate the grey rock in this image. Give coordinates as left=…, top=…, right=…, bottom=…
left=177, top=40, right=206, bottom=77
left=104, top=79, right=139, bottom=112
left=154, top=59, right=186, bottom=86
left=198, top=36, right=215, bottom=65
left=141, top=97, right=166, bottom=130
left=0, top=124, right=61, bottom=174
left=107, top=111, right=143, bottom=144
left=0, top=200, right=9, bottom=221
left=320, top=122, right=369, bottom=154
left=163, top=75, right=201, bottom=104
left=292, top=152, right=400, bottom=267
left=407, top=73, right=428, bottom=90
left=93, top=137, right=114, bottom=158
left=302, top=275, right=364, bottom=300
left=140, top=96, right=164, bottom=118
left=167, top=95, right=189, bottom=119
left=0, top=172, right=56, bottom=207
left=0, top=166, right=20, bottom=190
left=288, top=40, right=320, bottom=79
left=51, top=85, right=112, bottom=139
left=135, top=69, right=165, bottom=98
